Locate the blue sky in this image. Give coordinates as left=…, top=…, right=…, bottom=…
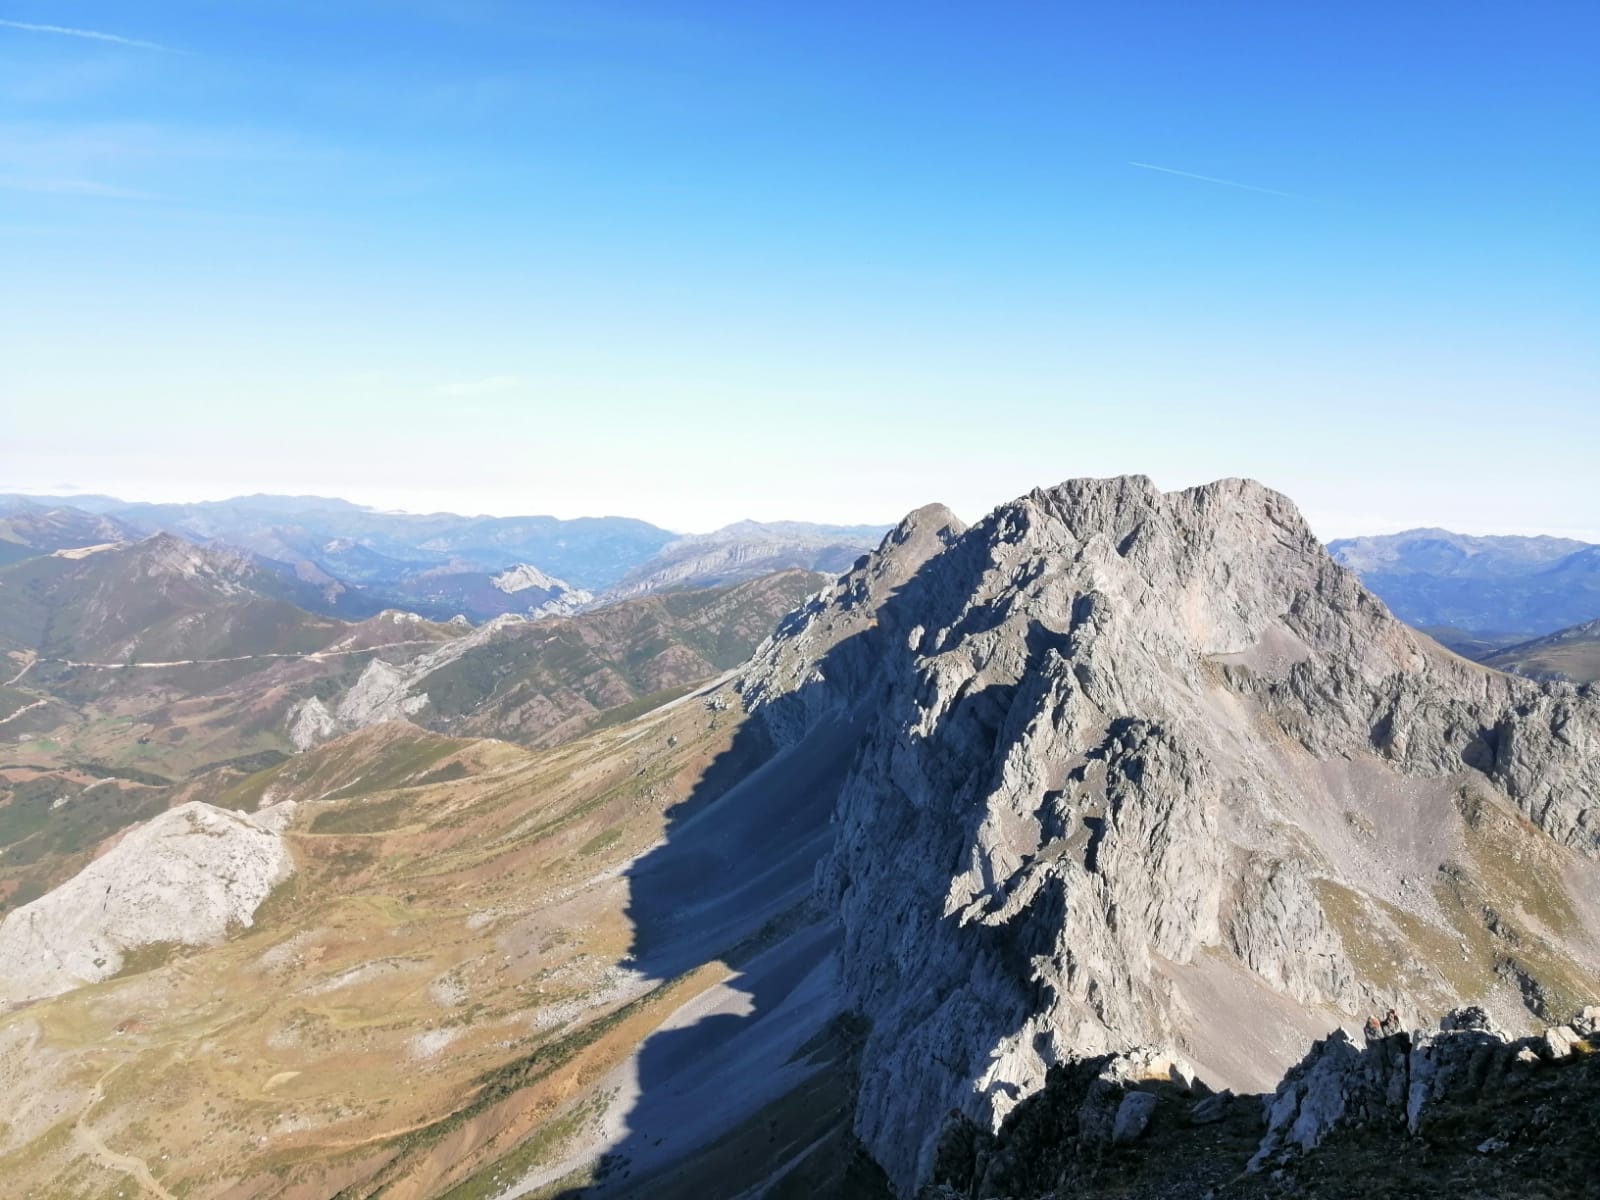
left=2, top=1, right=1596, bottom=535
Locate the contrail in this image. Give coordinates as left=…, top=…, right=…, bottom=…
left=0, top=19, right=174, bottom=52
left=1128, top=161, right=1304, bottom=200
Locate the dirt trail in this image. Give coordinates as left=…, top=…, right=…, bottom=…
left=74, top=1069, right=179, bottom=1200
left=0, top=698, right=46, bottom=725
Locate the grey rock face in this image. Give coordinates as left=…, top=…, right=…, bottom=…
left=1539, top=1024, right=1580, bottom=1060
left=1189, top=1090, right=1233, bottom=1124
left=287, top=694, right=339, bottom=751
left=1251, top=1026, right=1409, bottom=1167
left=1574, top=1006, right=1600, bottom=1037
left=738, top=475, right=1600, bottom=1194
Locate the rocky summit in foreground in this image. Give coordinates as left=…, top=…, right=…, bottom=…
left=737, top=475, right=1600, bottom=1193
left=918, top=1006, right=1600, bottom=1199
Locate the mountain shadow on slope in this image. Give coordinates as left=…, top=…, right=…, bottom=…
left=549, top=509, right=1015, bottom=1197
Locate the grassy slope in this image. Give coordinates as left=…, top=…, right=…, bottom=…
left=0, top=611, right=461, bottom=915
left=0, top=570, right=812, bottom=920
left=421, top=569, right=822, bottom=747
left=0, top=690, right=774, bottom=1199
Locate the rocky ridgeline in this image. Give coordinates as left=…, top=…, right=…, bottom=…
left=736, top=476, right=1600, bottom=1193
left=915, top=1007, right=1600, bottom=1200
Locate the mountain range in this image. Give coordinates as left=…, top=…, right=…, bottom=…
left=1327, top=527, right=1600, bottom=641
left=0, top=531, right=821, bottom=921
left=0, top=475, right=1593, bottom=1198
left=0, top=492, right=887, bottom=622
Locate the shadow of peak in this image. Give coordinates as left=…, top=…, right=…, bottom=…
left=541, top=534, right=989, bottom=1196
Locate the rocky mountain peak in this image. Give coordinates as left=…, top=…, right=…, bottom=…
left=490, top=563, right=570, bottom=594
left=131, top=530, right=248, bottom=585
left=737, top=474, right=1600, bottom=1193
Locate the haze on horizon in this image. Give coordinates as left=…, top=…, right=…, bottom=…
left=4, top=2, right=1596, bottom=539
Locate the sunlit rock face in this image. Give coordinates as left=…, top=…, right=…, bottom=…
left=739, top=475, right=1600, bottom=1193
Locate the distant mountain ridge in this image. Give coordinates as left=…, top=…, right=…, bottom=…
left=0, top=533, right=349, bottom=662
left=605, top=519, right=885, bottom=600
left=1483, top=616, right=1600, bottom=683
left=0, top=504, right=138, bottom=567
left=48, top=493, right=678, bottom=591
left=0, top=493, right=885, bottom=622
left=1328, top=527, right=1600, bottom=638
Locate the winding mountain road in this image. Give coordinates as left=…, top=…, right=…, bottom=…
left=40, top=639, right=444, bottom=670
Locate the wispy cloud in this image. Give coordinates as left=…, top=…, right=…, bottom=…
left=0, top=174, right=155, bottom=200
left=0, top=19, right=176, bottom=53
left=1128, top=161, right=1305, bottom=200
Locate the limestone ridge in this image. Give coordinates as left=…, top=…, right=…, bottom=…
left=735, top=475, right=1600, bottom=1194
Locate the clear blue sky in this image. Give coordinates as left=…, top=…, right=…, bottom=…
left=3, top=2, right=1596, bottom=536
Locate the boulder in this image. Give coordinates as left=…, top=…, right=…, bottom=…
left=1189, top=1090, right=1233, bottom=1125
left=1111, top=1091, right=1159, bottom=1144
left=1540, top=1025, right=1580, bottom=1061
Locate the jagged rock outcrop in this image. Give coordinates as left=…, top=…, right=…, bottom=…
left=0, top=801, right=295, bottom=1004
left=919, top=1008, right=1600, bottom=1200
left=288, top=694, right=340, bottom=751
left=737, top=475, right=1600, bottom=1194
left=1253, top=1005, right=1600, bottom=1169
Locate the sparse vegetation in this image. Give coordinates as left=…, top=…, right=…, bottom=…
left=578, top=827, right=622, bottom=856
left=308, top=795, right=413, bottom=835
left=112, top=939, right=187, bottom=978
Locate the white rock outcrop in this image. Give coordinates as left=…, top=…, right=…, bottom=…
left=0, top=801, right=295, bottom=1004
left=288, top=695, right=340, bottom=751
left=285, top=613, right=528, bottom=749
left=491, top=564, right=595, bottom=617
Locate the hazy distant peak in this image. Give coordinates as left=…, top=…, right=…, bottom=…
left=689, top=518, right=892, bottom=545
left=491, top=563, right=575, bottom=594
